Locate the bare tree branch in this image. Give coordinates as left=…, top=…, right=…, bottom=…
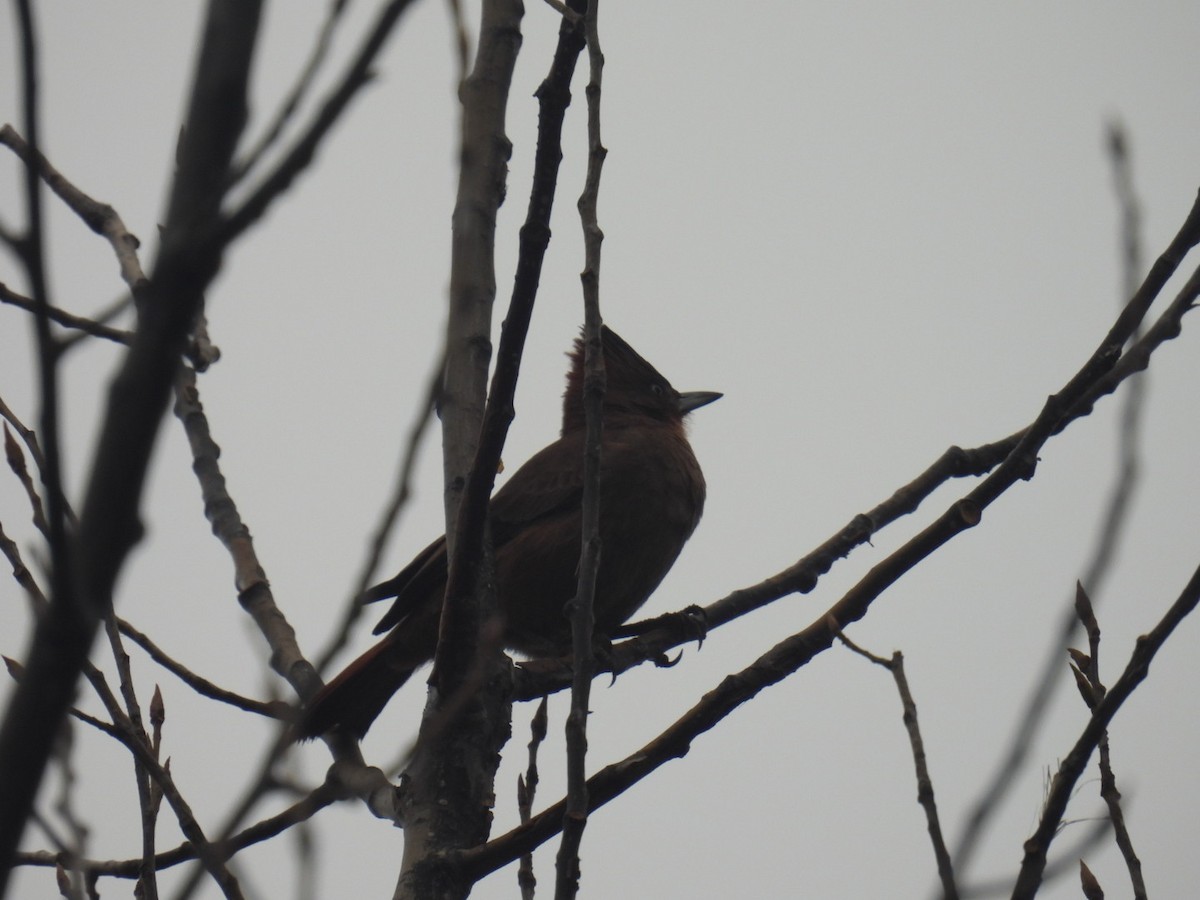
left=1070, top=584, right=1146, bottom=900
left=838, top=633, right=958, bottom=900
left=396, top=1, right=525, bottom=892
left=228, top=0, right=353, bottom=186
left=0, top=124, right=148, bottom=293
left=13, top=784, right=339, bottom=879
left=557, top=0, right=605, bottom=892
left=0, top=516, right=46, bottom=612
left=0, top=282, right=133, bottom=345
left=0, top=1, right=75, bottom=882
left=313, top=356, right=442, bottom=676
left=1011, top=561, right=1200, bottom=897
left=219, top=0, right=420, bottom=246
left=173, top=368, right=316, bottom=698
left=517, top=698, right=548, bottom=898
left=0, top=1, right=264, bottom=885
left=115, top=616, right=285, bottom=719
left=3, top=420, right=49, bottom=538
left=100, top=614, right=160, bottom=898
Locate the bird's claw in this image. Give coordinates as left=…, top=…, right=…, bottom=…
left=679, top=604, right=708, bottom=648
left=653, top=650, right=685, bottom=669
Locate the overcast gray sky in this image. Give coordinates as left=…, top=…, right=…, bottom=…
left=4, top=3, right=1200, bottom=898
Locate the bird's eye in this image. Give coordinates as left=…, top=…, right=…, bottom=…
left=650, top=383, right=665, bottom=397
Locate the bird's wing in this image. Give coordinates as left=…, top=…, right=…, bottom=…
left=487, top=432, right=586, bottom=539
left=368, top=536, right=447, bottom=634
left=367, top=433, right=587, bottom=635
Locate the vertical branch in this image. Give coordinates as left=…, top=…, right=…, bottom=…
left=397, top=0, right=594, bottom=889
left=100, top=616, right=159, bottom=900
left=10, top=2, right=65, bottom=561
left=400, top=8, right=587, bottom=892
left=0, top=2, right=69, bottom=883
left=0, top=1, right=263, bottom=887
left=426, top=0, right=524, bottom=693
left=1094, top=122, right=1147, bottom=583
left=13, top=0, right=69, bottom=617
left=439, top=0, right=523, bottom=545
left=517, top=698, right=548, bottom=899
left=1070, top=585, right=1147, bottom=899
left=556, top=2, right=606, bottom=896
left=395, top=3, right=522, bottom=898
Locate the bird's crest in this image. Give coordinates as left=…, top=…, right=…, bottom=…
left=562, top=326, right=677, bottom=433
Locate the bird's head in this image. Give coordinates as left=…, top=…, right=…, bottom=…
left=562, top=325, right=721, bottom=433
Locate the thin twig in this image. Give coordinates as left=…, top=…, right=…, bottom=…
left=0, top=282, right=134, bottom=345
left=0, top=393, right=47, bottom=483
left=518, top=698, right=548, bottom=899
left=101, top=613, right=159, bottom=899
left=1070, top=584, right=1146, bottom=899
left=144, top=687, right=165, bottom=900
left=445, top=0, right=471, bottom=88
left=13, top=784, right=339, bottom=879
left=837, top=631, right=957, bottom=900
left=313, top=355, right=442, bottom=676
left=540, top=0, right=582, bottom=25
left=0, top=517, right=46, bottom=613
left=173, top=368, right=316, bottom=698
left=556, top=0, right=604, bottom=894
left=57, top=293, right=136, bottom=354
left=219, top=0, right=420, bottom=246
left=953, top=817, right=1109, bottom=898
left=47, top=720, right=92, bottom=900
left=228, top=0, right=352, bottom=185
left=117, top=617, right=285, bottom=719
left=4, top=421, right=49, bottom=537
left=1012, top=561, right=1200, bottom=897
left=0, top=124, right=148, bottom=293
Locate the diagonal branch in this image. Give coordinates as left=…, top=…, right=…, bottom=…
left=0, top=282, right=134, bottom=344
left=0, top=124, right=148, bottom=293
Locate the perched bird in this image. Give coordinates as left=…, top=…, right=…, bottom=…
left=300, top=326, right=719, bottom=739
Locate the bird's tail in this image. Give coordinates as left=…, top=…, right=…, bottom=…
left=297, top=639, right=418, bottom=740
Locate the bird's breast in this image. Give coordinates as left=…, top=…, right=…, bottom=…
left=497, top=423, right=707, bottom=656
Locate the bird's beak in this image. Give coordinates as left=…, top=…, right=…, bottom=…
left=677, top=391, right=722, bottom=414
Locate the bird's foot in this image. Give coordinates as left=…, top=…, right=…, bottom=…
left=616, top=604, right=708, bottom=648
